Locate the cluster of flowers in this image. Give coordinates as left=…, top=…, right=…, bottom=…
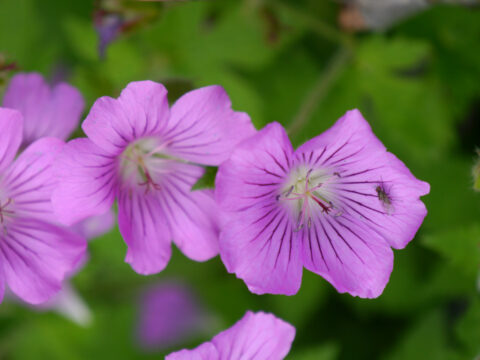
left=0, top=73, right=429, bottom=358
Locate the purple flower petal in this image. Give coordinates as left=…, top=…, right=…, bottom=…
left=301, top=214, right=393, bottom=298
left=0, top=218, right=86, bottom=304
left=165, top=85, right=256, bottom=166
left=53, top=81, right=256, bottom=275
left=217, top=123, right=301, bottom=295
left=52, top=138, right=117, bottom=226
left=2, top=137, right=64, bottom=222
left=0, top=108, right=22, bottom=172
left=82, top=81, right=170, bottom=155
left=168, top=343, right=218, bottom=360
left=216, top=110, right=429, bottom=297
left=0, top=111, right=87, bottom=305
left=157, top=162, right=219, bottom=262
left=166, top=311, right=295, bottom=360
left=2, top=72, right=84, bottom=146
left=295, top=109, right=429, bottom=249
left=69, top=210, right=116, bottom=240
left=118, top=188, right=172, bottom=275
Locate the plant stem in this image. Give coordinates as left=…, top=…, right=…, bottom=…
left=288, top=47, right=351, bottom=138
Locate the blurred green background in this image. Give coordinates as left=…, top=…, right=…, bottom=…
left=0, top=0, right=480, bottom=359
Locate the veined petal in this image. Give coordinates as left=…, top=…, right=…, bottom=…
left=301, top=214, right=393, bottom=298
left=82, top=81, right=169, bottom=154
left=166, top=342, right=218, bottom=360
left=3, top=73, right=84, bottom=145
left=118, top=189, right=172, bottom=275
left=52, top=138, right=117, bottom=226
left=220, top=207, right=302, bottom=295
left=0, top=108, right=22, bottom=173
left=212, top=311, right=295, bottom=360
left=159, top=163, right=219, bottom=262
left=0, top=219, right=86, bottom=305
left=216, top=122, right=299, bottom=295
left=165, top=85, right=256, bottom=166
left=35, top=82, right=84, bottom=142
left=215, top=122, right=293, bottom=213
left=166, top=312, right=295, bottom=360
left=295, top=109, right=386, bottom=165
left=3, top=138, right=64, bottom=222
left=296, top=109, right=429, bottom=250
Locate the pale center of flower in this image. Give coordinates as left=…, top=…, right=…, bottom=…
left=278, top=167, right=341, bottom=231
left=119, top=137, right=171, bottom=193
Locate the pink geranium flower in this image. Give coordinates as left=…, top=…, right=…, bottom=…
left=136, top=281, right=210, bottom=350
left=0, top=108, right=86, bottom=305
left=2, top=72, right=84, bottom=147
left=2, top=72, right=116, bottom=239
left=216, top=109, right=430, bottom=298
left=52, top=81, right=255, bottom=275
left=166, top=311, right=295, bottom=360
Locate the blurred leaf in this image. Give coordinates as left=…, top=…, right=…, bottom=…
left=290, top=342, right=339, bottom=360
left=456, top=298, right=480, bottom=357
left=191, top=167, right=217, bottom=191
left=63, top=17, right=98, bottom=61
left=423, top=225, right=480, bottom=278
left=384, top=311, right=450, bottom=360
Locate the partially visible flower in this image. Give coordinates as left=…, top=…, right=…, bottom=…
left=136, top=281, right=210, bottom=350
left=94, top=11, right=125, bottom=59
left=166, top=311, right=295, bottom=360
left=32, top=284, right=92, bottom=326
left=216, top=109, right=429, bottom=298
left=2, top=72, right=84, bottom=147
left=52, top=81, right=256, bottom=275
left=69, top=209, right=115, bottom=240
left=2, top=72, right=116, bottom=240
left=0, top=107, right=86, bottom=304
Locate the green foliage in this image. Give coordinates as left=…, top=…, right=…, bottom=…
left=1, top=0, right=480, bottom=359
left=191, top=167, right=218, bottom=191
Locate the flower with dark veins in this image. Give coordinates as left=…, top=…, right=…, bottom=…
left=216, top=109, right=429, bottom=298
left=52, top=81, right=255, bottom=275
left=0, top=107, right=86, bottom=305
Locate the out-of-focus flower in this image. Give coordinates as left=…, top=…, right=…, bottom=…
left=0, top=107, right=86, bottom=305
left=136, top=281, right=210, bottom=350
left=2, top=72, right=116, bottom=240
left=339, top=0, right=479, bottom=31
left=33, top=284, right=92, bottom=326
left=52, top=81, right=256, bottom=275
left=166, top=311, right=295, bottom=360
left=69, top=209, right=115, bottom=240
left=93, top=0, right=162, bottom=59
left=216, top=109, right=429, bottom=298
left=2, top=72, right=84, bottom=148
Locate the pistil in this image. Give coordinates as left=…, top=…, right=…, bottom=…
left=279, top=168, right=340, bottom=231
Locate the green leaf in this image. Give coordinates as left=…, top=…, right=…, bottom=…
left=423, top=225, right=480, bottom=278
left=290, top=342, right=339, bottom=360
left=191, top=167, right=218, bottom=191
left=384, top=311, right=450, bottom=360
left=456, top=298, right=480, bottom=357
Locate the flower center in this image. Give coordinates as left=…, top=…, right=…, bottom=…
left=119, top=138, right=171, bottom=193
left=278, top=167, right=341, bottom=231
